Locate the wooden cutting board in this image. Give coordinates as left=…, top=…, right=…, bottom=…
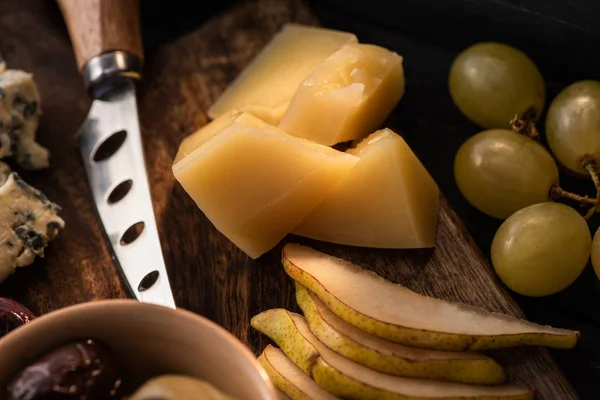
left=0, top=0, right=578, bottom=398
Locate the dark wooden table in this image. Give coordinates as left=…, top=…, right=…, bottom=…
left=0, top=0, right=598, bottom=398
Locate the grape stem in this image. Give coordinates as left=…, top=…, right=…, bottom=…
left=510, top=111, right=540, bottom=140
left=550, top=159, right=600, bottom=221
left=584, top=161, right=600, bottom=194
left=551, top=186, right=597, bottom=205
left=583, top=160, right=600, bottom=220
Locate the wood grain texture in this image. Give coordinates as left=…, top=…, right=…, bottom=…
left=57, top=0, right=143, bottom=70
left=0, top=0, right=578, bottom=399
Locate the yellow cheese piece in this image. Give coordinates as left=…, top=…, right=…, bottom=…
left=175, top=107, right=291, bottom=166
left=172, top=112, right=359, bottom=258
left=207, top=24, right=358, bottom=120
left=293, top=129, right=439, bottom=248
left=279, top=44, right=405, bottom=146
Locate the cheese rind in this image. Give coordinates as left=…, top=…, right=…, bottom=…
left=0, top=69, right=49, bottom=169
left=173, top=113, right=358, bottom=258
left=0, top=171, right=64, bottom=281
left=207, top=24, right=358, bottom=120
left=293, top=129, right=439, bottom=248
left=279, top=43, right=405, bottom=146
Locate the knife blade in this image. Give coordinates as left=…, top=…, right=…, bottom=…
left=58, top=0, right=176, bottom=308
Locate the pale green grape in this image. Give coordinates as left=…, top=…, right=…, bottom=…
left=454, top=129, right=558, bottom=219
left=491, top=202, right=591, bottom=297
left=592, top=227, right=600, bottom=280
left=546, top=80, right=600, bottom=175
left=449, top=42, right=545, bottom=129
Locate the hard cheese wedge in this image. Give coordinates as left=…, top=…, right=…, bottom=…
left=207, top=24, right=358, bottom=120
left=279, top=44, right=405, bottom=146
left=293, top=129, right=439, bottom=248
left=172, top=112, right=358, bottom=259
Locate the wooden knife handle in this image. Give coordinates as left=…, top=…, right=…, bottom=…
left=58, top=0, right=143, bottom=72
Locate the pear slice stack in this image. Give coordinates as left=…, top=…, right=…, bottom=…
left=282, top=244, right=578, bottom=351
left=252, top=244, right=579, bottom=399
left=294, top=283, right=505, bottom=384
left=253, top=309, right=533, bottom=400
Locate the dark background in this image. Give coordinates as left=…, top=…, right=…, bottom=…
left=41, top=0, right=600, bottom=397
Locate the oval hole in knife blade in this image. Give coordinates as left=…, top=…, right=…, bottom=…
left=92, top=129, right=127, bottom=162
left=138, top=270, right=160, bottom=292
left=107, top=179, right=133, bottom=204
left=120, top=221, right=145, bottom=245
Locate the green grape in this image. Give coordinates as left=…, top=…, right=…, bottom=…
left=546, top=80, right=600, bottom=175
left=592, top=227, right=600, bottom=280
left=491, top=202, right=591, bottom=297
left=449, top=42, right=545, bottom=129
left=454, top=129, right=559, bottom=219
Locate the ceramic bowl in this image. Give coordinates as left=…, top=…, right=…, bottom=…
left=0, top=299, right=277, bottom=399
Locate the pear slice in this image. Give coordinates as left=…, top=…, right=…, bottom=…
left=295, top=283, right=505, bottom=384
left=259, top=345, right=339, bottom=400
left=129, top=375, right=235, bottom=400
left=252, top=309, right=533, bottom=400
left=282, top=244, right=579, bottom=351
left=252, top=309, right=320, bottom=375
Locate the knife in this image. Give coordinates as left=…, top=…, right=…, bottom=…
left=57, top=0, right=176, bottom=308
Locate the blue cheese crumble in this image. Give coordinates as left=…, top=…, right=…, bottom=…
left=0, top=68, right=49, bottom=170
left=0, top=167, right=64, bottom=281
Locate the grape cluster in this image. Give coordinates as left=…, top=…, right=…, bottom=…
left=449, top=42, right=600, bottom=297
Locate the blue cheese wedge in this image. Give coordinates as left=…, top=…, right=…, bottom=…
left=0, top=69, right=49, bottom=170
left=0, top=170, right=64, bottom=281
